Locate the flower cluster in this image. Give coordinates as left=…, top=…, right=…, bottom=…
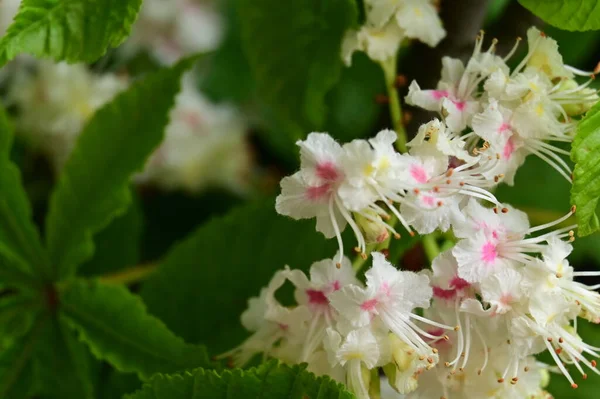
left=119, top=0, right=223, bottom=65
left=7, top=62, right=252, bottom=194
left=342, top=0, right=446, bottom=65
left=407, top=27, right=599, bottom=184
left=7, top=61, right=127, bottom=171
left=228, top=27, right=600, bottom=399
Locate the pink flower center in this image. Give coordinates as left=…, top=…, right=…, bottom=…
left=432, top=90, right=450, bottom=100
left=450, top=276, right=470, bottom=290
left=453, top=100, right=466, bottom=111
left=278, top=323, right=289, bottom=331
left=481, top=241, right=498, bottom=264
left=433, top=286, right=456, bottom=300
left=410, top=164, right=428, bottom=184
left=332, top=280, right=341, bottom=291
left=316, top=161, right=340, bottom=182
left=360, top=298, right=379, bottom=311
left=498, top=122, right=511, bottom=134
left=500, top=293, right=513, bottom=307
left=503, top=138, right=515, bottom=160
left=422, top=195, right=435, bottom=207
left=306, top=289, right=328, bottom=305
left=306, top=184, right=331, bottom=201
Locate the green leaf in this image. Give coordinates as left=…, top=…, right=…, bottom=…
left=0, top=104, right=48, bottom=280
left=325, top=53, right=385, bottom=142
left=0, top=294, right=40, bottom=347
left=0, top=0, right=142, bottom=67
left=0, top=313, right=45, bottom=399
left=125, top=360, right=354, bottom=399
left=517, top=0, right=600, bottom=31
left=79, top=189, right=143, bottom=277
left=237, top=0, right=357, bottom=155
left=140, top=199, right=340, bottom=353
left=45, top=57, right=196, bottom=280
left=571, top=101, right=600, bottom=236
left=59, top=279, right=211, bottom=379
left=31, top=315, right=97, bottom=399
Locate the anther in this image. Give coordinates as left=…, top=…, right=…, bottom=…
left=524, top=366, right=530, bottom=372
left=572, top=383, right=578, bottom=389
left=571, top=205, right=577, bottom=213
left=493, top=207, right=499, bottom=214
left=336, top=262, right=341, bottom=269
left=446, top=168, right=454, bottom=177
left=353, top=247, right=361, bottom=253
left=591, top=360, right=597, bottom=367
left=583, top=374, right=588, bottom=380
left=446, top=179, right=452, bottom=184
left=501, top=207, right=509, bottom=213
left=395, top=75, right=407, bottom=88
left=413, top=188, right=420, bottom=194
left=394, top=233, right=401, bottom=239
left=459, top=181, right=465, bottom=186
left=437, top=201, right=443, bottom=207
left=433, top=186, right=440, bottom=193
left=360, top=253, right=367, bottom=260
left=547, top=337, right=553, bottom=342
left=559, top=337, right=564, bottom=343
left=427, top=357, right=434, bottom=364
left=497, top=378, right=504, bottom=383
left=375, top=94, right=389, bottom=104
left=454, top=326, right=460, bottom=331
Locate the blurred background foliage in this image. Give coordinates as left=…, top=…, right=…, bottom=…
left=2, top=0, right=600, bottom=397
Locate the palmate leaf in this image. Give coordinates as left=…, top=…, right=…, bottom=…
left=0, top=312, right=45, bottom=399
left=0, top=0, right=142, bottom=67
left=125, top=360, right=354, bottom=399
left=518, top=0, right=600, bottom=31
left=31, top=315, right=97, bottom=399
left=59, top=279, right=211, bottom=379
left=237, top=0, right=357, bottom=156
left=0, top=105, right=49, bottom=281
left=45, top=57, right=196, bottom=280
left=571, top=102, right=600, bottom=236
left=139, top=200, right=340, bottom=354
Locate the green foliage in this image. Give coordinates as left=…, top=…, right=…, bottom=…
left=0, top=60, right=210, bottom=397
left=79, top=191, right=143, bottom=277
left=45, top=57, right=195, bottom=280
left=571, top=102, right=600, bottom=236
left=60, top=279, right=211, bottom=379
left=0, top=106, right=49, bottom=282
left=237, top=0, right=358, bottom=156
left=0, top=0, right=142, bottom=67
left=32, top=316, right=97, bottom=399
left=125, top=360, right=354, bottom=399
left=0, top=312, right=44, bottom=398
left=326, top=53, right=385, bottom=142
left=140, top=199, right=340, bottom=353
left=518, top=0, right=600, bottom=31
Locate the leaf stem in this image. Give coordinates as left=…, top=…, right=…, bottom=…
left=422, top=234, right=440, bottom=263
left=380, top=56, right=407, bottom=153
left=98, top=263, right=158, bottom=285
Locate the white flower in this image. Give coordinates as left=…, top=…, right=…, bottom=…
left=480, top=266, right=525, bottom=315
left=330, top=252, right=445, bottom=359
left=0, top=0, right=19, bottom=36
left=325, top=327, right=380, bottom=399
left=135, top=73, right=251, bottom=194
left=364, top=0, right=445, bottom=47
left=120, top=0, right=223, bottom=65
left=525, top=26, right=573, bottom=80
left=281, top=253, right=360, bottom=361
left=342, top=22, right=404, bottom=65
left=407, top=118, right=475, bottom=161
left=7, top=61, right=127, bottom=172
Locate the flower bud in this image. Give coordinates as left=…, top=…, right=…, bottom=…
left=555, top=79, right=599, bottom=116
left=354, top=211, right=389, bottom=244
left=381, top=334, right=427, bottom=394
